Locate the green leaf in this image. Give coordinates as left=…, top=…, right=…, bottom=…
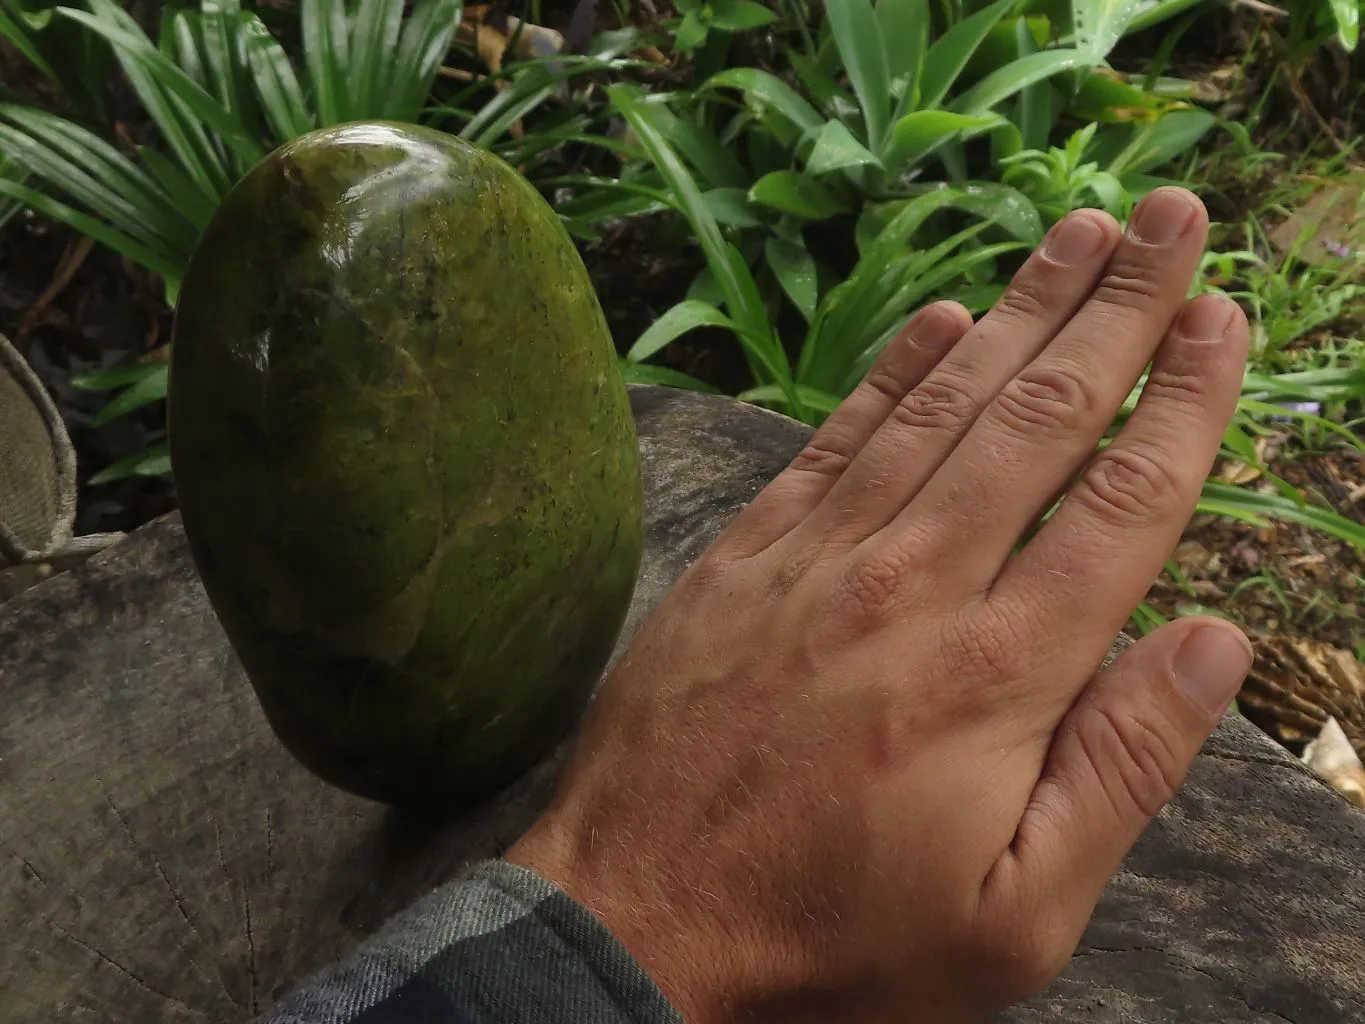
left=920, top=0, right=1020, bottom=110
left=805, top=119, right=883, bottom=176
left=628, top=299, right=736, bottom=362
left=0, top=104, right=197, bottom=252
left=1070, top=0, right=1145, bottom=59
left=765, top=235, right=818, bottom=322
left=609, top=85, right=790, bottom=391
left=675, top=10, right=707, bottom=51
left=879, top=0, right=930, bottom=118
left=0, top=177, right=183, bottom=285
left=881, top=110, right=1001, bottom=175
left=89, top=442, right=172, bottom=485
left=199, top=0, right=255, bottom=151
left=242, top=12, right=312, bottom=140
left=349, top=0, right=404, bottom=115
left=952, top=181, right=1044, bottom=242
left=952, top=49, right=1097, bottom=116
left=824, top=0, right=891, bottom=149
left=702, top=67, right=824, bottom=135
left=301, top=0, right=348, bottom=125
left=90, top=363, right=169, bottom=426
left=59, top=1, right=229, bottom=200
left=137, top=145, right=217, bottom=233
left=703, top=186, right=763, bottom=227
left=61, top=2, right=265, bottom=172
left=71, top=362, right=166, bottom=390
left=618, top=359, right=720, bottom=392
left=738, top=382, right=844, bottom=417
left=1110, top=108, right=1216, bottom=177
left=653, top=107, right=749, bottom=188
left=750, top=169, right=847, bottom=219
left=707, top=0, right=778, bottom=31
left=1198, top=482, right=1365, bottom=549
left=387, top=0, right=462, bottom=121
left=1331, top=0, right=1360, bottom=50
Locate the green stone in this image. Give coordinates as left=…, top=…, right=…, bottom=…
left=169, top=122, right=643, bottom=811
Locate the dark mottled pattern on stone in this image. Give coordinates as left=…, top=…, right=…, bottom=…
left=168, top=123, right=643, bottom=809
left=0, top=385, right=1361, bottom=1022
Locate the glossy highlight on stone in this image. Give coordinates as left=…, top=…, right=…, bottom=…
left=168, top=122, right=644, bottom=811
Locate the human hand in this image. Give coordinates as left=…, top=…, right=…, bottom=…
left=507, top=186, right=1252, bottom=1023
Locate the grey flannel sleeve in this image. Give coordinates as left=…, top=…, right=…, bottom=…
left=256, top=859, right=685, bottom=1024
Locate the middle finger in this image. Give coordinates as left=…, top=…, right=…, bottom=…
left=885, top=187, right=1208, bottom=587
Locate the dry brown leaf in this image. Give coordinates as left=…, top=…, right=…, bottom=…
left=1239, top=636, right=1365, bottom=756
left=1302, top=717, right=1365, bottom=809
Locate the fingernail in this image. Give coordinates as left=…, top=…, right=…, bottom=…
left=1044, top=213, right=1107, bottom=265
left=1174, top=626, right=1252, bottom=717
left=1128, top=188, right=1198, bottom=246
left=907, top=304, right=961, bottom=350
left=1177, top=296, right=1236, bottom=341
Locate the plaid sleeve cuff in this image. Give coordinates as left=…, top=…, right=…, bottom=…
left=256, top=859, right=684, bottom=1024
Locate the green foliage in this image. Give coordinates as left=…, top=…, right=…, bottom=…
left=672, top=0, right=778, bottom=56
left=0, top=0, right=112, bottom=119
left=598, top=0, right=1215, bottom=405
left=1198, top=217, right=1365, bottom=368
left=612, top=84, right=1030, bottom=421
left=0, top=0, right=465, bottom=306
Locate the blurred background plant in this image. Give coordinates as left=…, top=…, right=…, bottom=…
left=1, top=0, right=1362, bottom=729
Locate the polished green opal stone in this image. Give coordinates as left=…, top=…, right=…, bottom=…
left=169, top=122, right=643, bottom=810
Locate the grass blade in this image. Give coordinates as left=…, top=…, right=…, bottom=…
left=61, top=3, right=264, bottom=181
left=882, top=110, right=1000, bottom=176
left=618, top=360, right=720, bottom=393
left=138, top=145, right=218, bottom=233
left=301, top=0, right=349, bottom=125
left=627, top=300, right=736, bottom=362
left=0, top=104, right=198, bottom=251
left=609, top=84, right=794, bottom=399
left=388, top=0, right=462, bottom=120
left=242, top=12, right=313, bottom=141
left=349, top=0, right=404, bottom=115
left=824, top=0, right=891, bottom=149
left=879, top=0, right=930, bottom=124
left=919, top=0, right=1020, bottom=109
left=952, top=49, right=1096, bottom=115
left=702, top=67, right=823, bottom=136
left=1198, top=482, right=1365, bottom=549
left=0, top=176, right=183, bottom=283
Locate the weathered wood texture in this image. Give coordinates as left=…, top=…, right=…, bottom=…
left=1, top=386, right=1362, bottom=1023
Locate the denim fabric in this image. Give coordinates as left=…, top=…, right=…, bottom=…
left=256, top=860, right=684, bottom=1024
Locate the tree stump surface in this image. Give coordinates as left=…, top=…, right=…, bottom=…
left=1, top=385, right=1361, bottom=1023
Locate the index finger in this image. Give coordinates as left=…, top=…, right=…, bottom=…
left=992, top=292, right=1249, bottom=669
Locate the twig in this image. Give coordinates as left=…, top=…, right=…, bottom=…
left=16, top=235, right=94, bottom=340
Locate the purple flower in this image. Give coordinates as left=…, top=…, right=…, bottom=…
left=1323, top=239, right=1353, bottom=258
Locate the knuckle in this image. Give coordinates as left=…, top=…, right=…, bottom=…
left=993, top=364, right=1099, bottom=440
left=788, top=441, right=854, bottom=480
left=1073, top=703, right=1185, bottom=819
left=945, top=610, right=1029, bottom=684
left=1073, top=444, right=1181, bottom=526
left=836, top=545, right=926, bottom=623
left=1088, top=263, right=1166, bottom=311
left=989, top=274, right=1053, bottom=328
left=1142, top=366, right=1208, bottom=407
left=863, top=366, right=912, bottom=404
left=890, top=373, right=978, bottom=433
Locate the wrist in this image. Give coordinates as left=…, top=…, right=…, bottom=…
left=507, top=813, right=757, bottom=1023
